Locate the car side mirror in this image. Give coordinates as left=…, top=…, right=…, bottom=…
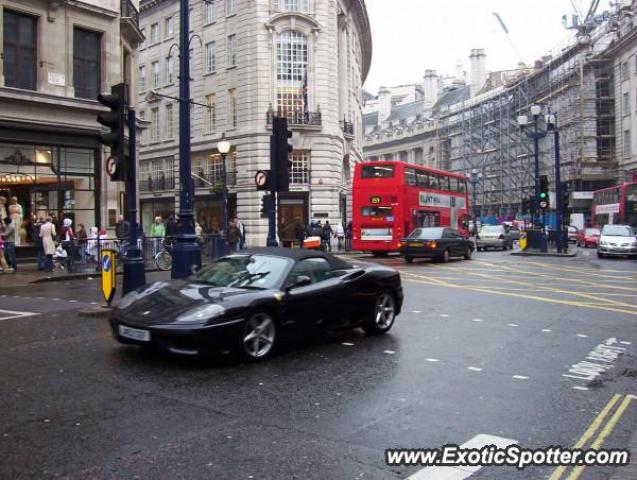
left=287, top=275, right=312, bottom=291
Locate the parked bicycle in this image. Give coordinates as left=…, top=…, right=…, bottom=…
left=154, top=237, right=175, bottom=271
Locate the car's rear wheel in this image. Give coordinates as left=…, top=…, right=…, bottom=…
left=363, top=290, right=396, bottom=335
left=597, top=252, right=604, bottom=259
left=477, top=247, right=483, bottom=252
left=240, top=312, right=277, bottom=361
left=404, top=256, right=413, bottom=264
left=464, top=247, right=473, bottom=260
left=438, top=249, right=450, bottom=263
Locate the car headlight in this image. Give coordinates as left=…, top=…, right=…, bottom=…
left=116, top=281, right=169, bottom=309
left=175, top=304, right=225, bottom=323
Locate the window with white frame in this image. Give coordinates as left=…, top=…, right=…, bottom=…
left=227, top=34, right=237, bottom=67
left=624, top=91, right=630, bottom=116
left=205, top=41, right=216, bottom=73
left=152, top=61, right=160, bottom=88
left=204, top=1, right=217, bottom=23
left=150, top=107, right=160, bottom=142
left=624, top=129, right=631, bottom=158
left=276, top=30, right=308, bottom=117
left=138, top=110, right=146, bottom=142
left=290, top=150, right=310, bottom=184
left=165, top=103, right=174, bottom=138
left=206, top=93, right=216, bottom=133
left=166, top=56, right=174, bottom=84
left=229, top=88, right=237, bottom=128
left=227, top=0, right=237, bottom=15
left=622, top=61, right=629, bottom=81
left=139, top=65, right=146, bottom=91
left=165, top=16, right=174, bottom=37
left=150, top=23, right=159, bottom=43
left=274, top=0, right=310, bottom=12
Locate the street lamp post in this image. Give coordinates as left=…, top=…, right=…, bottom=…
left=517, top=105, right=546, bottom=229
left=171, top=0, right=201, bottom=279
left=217, top=133, right=231, bottom=250
left=546, top=113, right=564, bottom=252
left=467, top=169, right=482, bottom=235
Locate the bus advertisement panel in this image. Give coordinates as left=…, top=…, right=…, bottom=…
left=352, top=161, right=470, bottom=255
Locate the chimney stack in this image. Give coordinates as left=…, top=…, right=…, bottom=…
left=378, top=86, right=392, bottom=125
left=469, top=48, right=487, bottom=97
left=423, top=70, right=438, bottom=110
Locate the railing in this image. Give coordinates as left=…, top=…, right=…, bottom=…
left=341, top=120, right=354, bottom=136
left=194, top=171, right=237, bottom=188
left=120, top=0, right=140, bottom=26
left=267, top=110, right=322, bottom=127
left=140, top=176, right=175, bottom=192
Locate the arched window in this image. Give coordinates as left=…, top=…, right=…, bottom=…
left=276, top=30, right=308, bottom=120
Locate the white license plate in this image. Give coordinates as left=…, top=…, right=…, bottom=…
left=118, top=325, right=150, bottom=342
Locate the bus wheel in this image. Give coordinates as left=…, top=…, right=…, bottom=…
left=404, top=256, right=413, bottom=264
left=372, top=251, right=388, bottom=258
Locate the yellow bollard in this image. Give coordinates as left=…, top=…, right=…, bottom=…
left=519, top=233, right=527, bottom=250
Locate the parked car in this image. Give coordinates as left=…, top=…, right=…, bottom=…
left=577, top=228, right=601, bottom=248
left=476, top=225, right=514, bottom=251
left=567, top=226, right=579, bottom=244
left=399, top=227, right=474, bottom=263
left=109, top=248, right=403, bottom=361
left=597, top=225, right=637, bottom=258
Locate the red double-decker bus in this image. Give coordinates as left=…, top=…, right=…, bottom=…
left=351, top=161, right=470, bottom=255
left=592, top=182, right=637, bottom=228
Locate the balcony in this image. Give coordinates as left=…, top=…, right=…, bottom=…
left=267, top=109, right=322, bottom=130
left=341, top=119, right=354, bottom=138
left=140, top=175, right=175, bottom=193
left=194, top=172, right=238, bottom=189
left=120, top=0, right=144, bottom=43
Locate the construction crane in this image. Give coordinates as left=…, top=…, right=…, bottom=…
left=562, top=0, right=602, bottom=35
left=492, top=12, right=525, bottom=66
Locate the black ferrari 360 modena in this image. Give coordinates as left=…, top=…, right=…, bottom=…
left=109, top=248, right=403, bottom=361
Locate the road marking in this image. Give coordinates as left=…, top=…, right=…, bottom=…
left=412, top=310, right=422, bottom=313
left=512, top=375, right=529, bottom=380
left=405, top=434, right=517, bottom=480
left=620, top=341, right=632, bottom=345
left=384, top=350, right=396, bottom=355
left=507, top=323, right=519, bottom=327
left=472, top=318, right=483, bottom=322
left=440, top=314, right=449, bottom=318
left=425, top=358, right=440, bottom=363
left=563, top=338, right=626, bottom=382
left=542, top=329, right=552, bottom=333
left=550, top=394, right=634, bottom=480
left=576, top=334, right=588, bottom=338
left=341, top=342, right=355, bottom=347
left=467, top=366, right=482, bottom=372
left=573, top=386, right=589, bottom=391
left=0, top=309, right=39, bottom=321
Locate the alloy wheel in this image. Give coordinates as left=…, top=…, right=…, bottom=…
left=374, top=292, right=396, bottom=330
left=242, top=312, right=276, bottom=359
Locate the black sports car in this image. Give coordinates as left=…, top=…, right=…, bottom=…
left=109, top=248, right=403, bottom=361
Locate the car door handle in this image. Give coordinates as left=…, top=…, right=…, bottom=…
left=343, top=270, right=365, bottom=282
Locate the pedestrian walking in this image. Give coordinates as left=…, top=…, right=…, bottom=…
left=345, top=221, right=352, bottom=251
left=321, top=220, right=333, bottom=252
left=2, top=217, right=17, bottom=271
left=32, top=216, right=45, bottom=271
left=227, top=220, right=240, bottom=252
left=235, top=217, right=246, bottom=249
left=335, top=221, right=345, bottom=250
left=149, top=216, right=165, bottom=256
left=60, top=218, right=75, bottom=273
left=76, top=223, right=88, bottom=264
left=295, top=221, right=306, bottom=248
left=0, top=225, right=10, bottom=273
left=40, top=217, right=56, bottom=272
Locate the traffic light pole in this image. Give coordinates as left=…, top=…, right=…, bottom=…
left=122, top=108, right=146, bottom=294
left=553, top=118, right=564, bottom=253
left=267, top=134, right=278, bottom=247
left=533, top=121, right=541, bottom=229
left=172, top=0, right=201, bottom=278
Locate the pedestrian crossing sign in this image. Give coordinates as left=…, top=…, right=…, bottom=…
left=101, top=249, right=117, bottom=305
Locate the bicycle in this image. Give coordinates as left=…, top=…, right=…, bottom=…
left=154, top=238, right=175, bottom=271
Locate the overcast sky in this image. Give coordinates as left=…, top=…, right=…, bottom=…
left=363, top=0, right=594, bottom=93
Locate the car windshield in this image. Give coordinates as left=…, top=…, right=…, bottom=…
left=408, top=227, right=444, bottom=239
left=189, top=254, right=292, bottom=289
left=480, top=226, right=503, bottom=234
left=601, top=225, right=634, bottom=237
left=585, top=228, right=600, bottom=236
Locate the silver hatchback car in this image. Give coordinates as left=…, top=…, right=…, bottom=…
left=476, top=225, right=514, bottom=251
left=597, top=225, right=637, bottom=258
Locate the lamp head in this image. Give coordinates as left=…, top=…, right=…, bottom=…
left=517, top=115, right=529, bottom=128
left=530, top=104, right=542, bottom=117
left=217, top=133, right=231, bottom=154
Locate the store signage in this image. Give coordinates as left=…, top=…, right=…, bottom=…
left=418, top=192, right=466, bottom=209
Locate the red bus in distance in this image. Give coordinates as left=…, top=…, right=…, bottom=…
left=352, top=161, right=471, bottom=255
left=592, top=182, right=637, bottom=228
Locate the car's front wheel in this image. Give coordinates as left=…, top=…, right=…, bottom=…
left=464, top=247, right=473, bottom=260
left=363, top=291, right=396, bottom=335
left=240, top=311, right=277, bottom=361
left=404, top=256, right=413, bottom=264
left=597, top=252, right=604, bottom=259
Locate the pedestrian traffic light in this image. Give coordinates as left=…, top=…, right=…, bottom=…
left=260, top=194, right=273, bottom=218
left=539, top=175, right=550, bottom=209
left=272, top=116, right=293, bottom=192
left=97, top=83, right=128, bottom=182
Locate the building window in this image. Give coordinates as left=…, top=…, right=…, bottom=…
left=621, top=61, right=629, bottom=81
left=204, top=1, right=217, bottom=23
left=150, top=22, right=159, bottom=43
left=274, top=0, right=310, bottom=13
left=166, top=57, right=174, bottom=84
left=152, top=61, right=160, bottom=88
left=276, top=30, right=308, bottom=117
left=165, top=16, right=174, bottom=38
left=227, top=34, right=237, bottom=67
left=73, top=28, right=101, bottom=100
left=151, top=107, right=160, bottom=142
left=227, top=0, right=237, bottom=15
left=624, top=129, right=631, bottom=159
left=3, top=10, right=37, bottom=90
left=290, top=150, right=310, bottom=184
left=623, top=91, right=630, bottom=116
left=229, top=88, right=237, bottom=128
left=189, top=8, right=194, bottom=31
left=165, top=103, right=174, bottom=138
left=139, top=65, right=146, bottom=91
left=205, top=41, right=216, bottom=73
left=206, top=93, right=216, bottom=133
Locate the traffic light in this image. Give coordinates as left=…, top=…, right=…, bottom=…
left=272, top=116, right=293, bottom=192
left=539, top=175, right=550, bottom=209
left=561, top=182, right=570, bottom=213
left=260, top=194, right=273, bottom=218
left=97, top=83, right=128, bottom=182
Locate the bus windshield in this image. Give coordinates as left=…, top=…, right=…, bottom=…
left=361, top=165, right=395, bottom=178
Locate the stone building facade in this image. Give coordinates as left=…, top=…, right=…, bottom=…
left=0, top=0, right=143, bottom=244
left=137, top=0, right=371, bottom=246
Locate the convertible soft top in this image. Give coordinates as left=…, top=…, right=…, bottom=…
left=231, top=247, right=354, bottom=271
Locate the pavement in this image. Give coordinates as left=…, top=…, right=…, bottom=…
left=1, top=247, right=637, bottom=479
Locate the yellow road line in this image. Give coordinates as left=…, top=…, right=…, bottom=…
left=549, top=394, right=622, bottom=480
left=564, top=395, right=635, bottom=480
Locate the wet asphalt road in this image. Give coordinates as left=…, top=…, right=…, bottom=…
left=1, top=249, right=637, bottom=479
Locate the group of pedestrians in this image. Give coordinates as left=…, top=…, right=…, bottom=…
left=304, top=220, right=352, bottom=252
